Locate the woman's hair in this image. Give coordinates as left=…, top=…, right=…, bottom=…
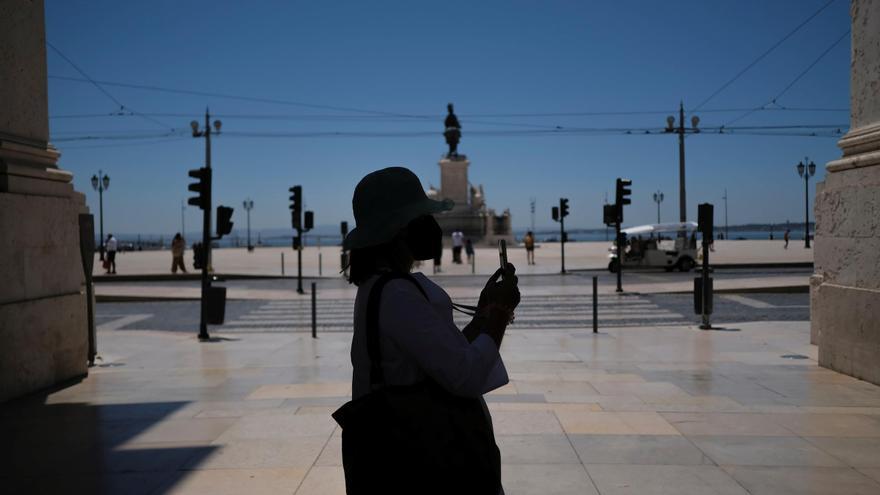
left=346, top=236, right=413, bottom=286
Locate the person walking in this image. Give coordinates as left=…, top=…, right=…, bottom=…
left=524, top=231, right=536, bottom=265
left=465, top=238, right=475, bottom=264
left=105, top=234, right=118, bottom=274
left=451, top=230, right=464, bottom=264
left=333, top=167, right=519, bottom=495
left=784, top=229, right=790, bottom=249
left=171, top=233, right=187, bottom=274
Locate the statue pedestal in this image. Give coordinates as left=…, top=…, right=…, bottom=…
left=0, top=0, right=89, bottom=402
left=434, top=155, right=514, bottom=246
left=439, top=156, right=470, bottom=212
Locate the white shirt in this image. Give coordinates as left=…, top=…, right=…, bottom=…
left=452, top=231, right=464, bottom=247
left=106, top=237, right=118, bottom=252
left=351, top=272, right=508, bottom=400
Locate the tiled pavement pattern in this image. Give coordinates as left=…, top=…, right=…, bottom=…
left=4, top=321, right=880, bottom=494
left=220, top=293, right=689, bottom=333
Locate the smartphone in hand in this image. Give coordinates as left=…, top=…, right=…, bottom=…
left=498, top=239, right=508, bottom=270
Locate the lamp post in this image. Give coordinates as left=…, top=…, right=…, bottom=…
left=797, top=158, right=816, bottom=249
left=243, top=198, right=254, bottom=251
left=181, top=199, right=186, bottom=237
left=90, top=170, right=110, bottom=260
left=529, top=197, right=536, bottom=233
left=722, top=189, right=729, bottom=240
left=652, top=190, right=664, bottom=224
left=665, top=102, right=700, bottom=224
left=191, top=109, right=222, bottom=341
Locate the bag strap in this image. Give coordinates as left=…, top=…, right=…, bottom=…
left=366, top=272, right=429, bottom=387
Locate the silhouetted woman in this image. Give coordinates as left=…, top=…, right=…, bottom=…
left=334, top=167, right=519, bottom=494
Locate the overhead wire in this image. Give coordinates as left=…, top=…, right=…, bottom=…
left=53, top=124, right=846, bottom=144
left=47, top=43, right=176, bottom=132
left=692, top=0, right=839, bottom=112
left=48, top=74, right=433, bottom=120
left=722, top=28, right=851, bottom=128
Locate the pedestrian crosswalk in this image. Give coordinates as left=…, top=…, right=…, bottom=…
left=220, top=293, right=688, bottom=333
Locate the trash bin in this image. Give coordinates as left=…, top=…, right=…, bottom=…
left=207, top=286, right=227, bottom=324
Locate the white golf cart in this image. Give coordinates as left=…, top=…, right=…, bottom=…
left=608, top=222, right=699, bottom=273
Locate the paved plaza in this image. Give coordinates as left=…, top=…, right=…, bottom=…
left=95, top=240, right=813, bottom=278
left=4, top=276, right=880, bottom=495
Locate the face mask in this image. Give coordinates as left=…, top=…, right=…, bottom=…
left=406, top=215, right=442, bottom=260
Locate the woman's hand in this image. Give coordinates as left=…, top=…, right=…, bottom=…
left=479, top=263, right=520, bottom=311
left=476, top=263, right=520, bottom=347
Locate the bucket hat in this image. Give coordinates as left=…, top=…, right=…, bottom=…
left=344, top=167, right=453, bottom=250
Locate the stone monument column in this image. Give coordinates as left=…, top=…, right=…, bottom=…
left=439, top=157, right=470, bottom=211
left=1, top=0, right=90, bottom=401
left=812, top=0, right=880, bottom=384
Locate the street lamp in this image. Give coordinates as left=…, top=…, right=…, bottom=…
left=652, top=190, right=664, bottom=224
left=722, top=189, right=729, bottom=240
left=90, top=170, right=110, bottom=260
left=797, top=158, right=817, bottom=249
left=665, top=102, right=700, bottom=224
left=243, top=198, right=254, bottom=251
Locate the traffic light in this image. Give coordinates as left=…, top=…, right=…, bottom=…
left=216, top=206, right=234, bottom=237
left=303, top=211, right=314, bottom=231
left=615, top=178, right=632, bottom=206
left=603, top=204, right=617, bottom=226
left=187, top=167, right=211, bottom=210
left=560, top=198, right=570, bottom=218
left=552, top=206, right=559, bottom=222
left=340, top=221, right=349, bottom=237
left=698, top=203, right=714, bottom=239
left=192, top=242, right=205, bottom=270
left=289, top=185, right=302, bottom=230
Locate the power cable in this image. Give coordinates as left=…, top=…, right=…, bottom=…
left=46, top=42, right=175, bottom=131
left=692, top=0, right=839, bottom=111
left=48, top=74, right=432, bottom=120
left=53, top=123, right=845, bottom=143
left=722, top=28, right=850, bottom=128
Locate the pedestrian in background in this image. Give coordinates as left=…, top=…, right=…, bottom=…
left=105, top=234, right=118, bottom=274
left=452, top=230, right=464, bottom=264
left=465, top=238, right=475, bottom=264
left=171, top=233, right=187, bottom=274
left=784, top=229, right=790, bottom=249
left=524, top=231, right=536, bottom=265
left=433, top=234, right=443, bottom=274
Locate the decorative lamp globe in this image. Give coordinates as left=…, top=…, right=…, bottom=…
left=797, top=161, right=806, bottom=177
left=808, top=161, right=816, bottom=176
left=102, top=174, right=110, bottom=190
left=91, top=175, right=99, bottom=190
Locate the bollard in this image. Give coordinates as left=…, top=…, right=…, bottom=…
left=311, top=282, right=317, bottom=338
left=471, top=253, right=475, bottom=274
left=281, top=252, right=285, bottom=277
left=592, top=276, right=598, bottom=333
left=319, top=253, right=323, bottom=277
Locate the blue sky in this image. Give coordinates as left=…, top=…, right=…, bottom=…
left=46, top=0, right=851, bottom=236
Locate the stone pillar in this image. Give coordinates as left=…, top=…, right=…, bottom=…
left=812, top=0, right=880, bottom=385
left=439, top=157, right=470, bottom=211
left=0, top=0, right=90, bottom=401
